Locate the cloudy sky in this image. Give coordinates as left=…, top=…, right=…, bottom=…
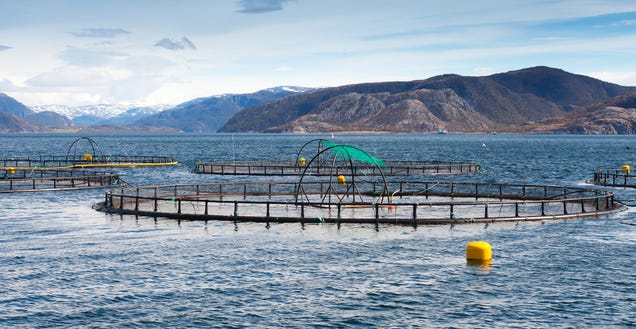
left=1, top=0, right=636, bottom=107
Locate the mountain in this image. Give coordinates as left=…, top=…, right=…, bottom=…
left=25, top=111, right=73, bottom=128
left=266, top=88, right=492, bottom=133
left=0, top=111, right=43, bottom=132
left=31, top=104, right=170, bottom=126
left=490, top=66, right=634, bottom=112
left=505, top=91, right=636, bottom=134
left=0, top=93, right=44, bottom=131
left=133, top=86, right=316, bottom=132
left=219, top=67, right=636, bottom=133
left=0, top=92, right=35, bottom=118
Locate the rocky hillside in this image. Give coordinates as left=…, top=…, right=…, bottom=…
left=0, top=93, right=45, bottom=132
left=506, top=92, right=636, bottom=134
left=267, top=88, right=492, bottom=133
left=0, top=111, right=42, bottom=132
left=220, top=66, right=635, bottom=133
left=0, top=92, right=35, bottom=118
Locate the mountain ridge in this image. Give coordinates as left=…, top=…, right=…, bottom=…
left=2, top=67, right=636, bottom=133
left=220, top=66, right=636, bottom=133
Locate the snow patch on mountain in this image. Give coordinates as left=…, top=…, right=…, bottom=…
left=31, top=104, right=172, bottom=119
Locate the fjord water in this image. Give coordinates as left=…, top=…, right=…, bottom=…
left=0, top=133, right=634, bottom=328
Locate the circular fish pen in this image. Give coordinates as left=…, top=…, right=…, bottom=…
left=194, top=160, right=479, bottom=176
left=592, top=168, right=636, bottom=188
left=0, top=137, right=178, bottom=169
left=94, top=181, right=622, bottom=225
left=194, top=139, right=479, bottom=176
left=1, top=168, right=122, bottom=193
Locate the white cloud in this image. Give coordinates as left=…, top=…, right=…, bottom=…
left=59, top=47, right=128, bottom=67
left=0, top=78, right=19, bottom=91
left=26, top=67, right=122, bottom=87
left=69, top=28, right=131, bottom=38
left=236, top=0, right=291, bottom=14
left=273, top=66, right=292, bottom=72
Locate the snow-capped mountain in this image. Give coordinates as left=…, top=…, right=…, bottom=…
left=25, top=86, right=317, bottom=130
left=31, top=104, right=173, bottom=119
left=263, top=86, right=317, bottom=93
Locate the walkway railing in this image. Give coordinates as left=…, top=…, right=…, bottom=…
left=0, top=155, right=178, bottom=168
left=1, top=168, right=121, bottom=192
left=194, top=160, right=480, bottom=176
left=592, top=169, right=636, bottom=188
left=96, top=181, right=620, bottom=225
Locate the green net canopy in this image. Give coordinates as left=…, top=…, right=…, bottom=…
left=322, top=141, right=386, bottom=167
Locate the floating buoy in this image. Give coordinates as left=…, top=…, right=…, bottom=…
left=621, top=165, right=630, bottom=174
left=466, top=241, right=492, bottom=264
left=337, top=175, right=346, bottom=185
left=298, top=157, right=306, bottom=166
left=83, top=153, right=93, bottom=161
left=388, top=205, right=395, bottom=211
left=8, top=167, right=15, bottom=175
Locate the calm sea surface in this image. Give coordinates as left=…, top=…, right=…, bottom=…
left=0, top=133, right=634, bottom=328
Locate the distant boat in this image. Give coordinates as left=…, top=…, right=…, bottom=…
left=435, top=129, right=448, bottom=134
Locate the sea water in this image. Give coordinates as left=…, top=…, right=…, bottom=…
left=0, top=133, right=634, bottom=328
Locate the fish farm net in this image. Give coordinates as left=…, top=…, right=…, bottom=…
left=592, top=169, right=636, bottom=188
left=1, top=168, right=122, bottom=193
left=1, top=137, right=177, bottom=169
left=95, top=181, right=622, bottom=225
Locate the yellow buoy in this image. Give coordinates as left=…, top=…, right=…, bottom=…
left=621, top=164, right=630, bottom=174
left=466, top=241, right=492, bottom=264
left=298, top=157, right=306, bottom=166
left=337, top=175, right=346, bottom=185
left=8, top=167, right=15, bottom=175
left=83, top=153, right=93, bottom=161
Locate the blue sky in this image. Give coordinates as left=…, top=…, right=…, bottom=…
left=1, top=0, right=636, bottom=106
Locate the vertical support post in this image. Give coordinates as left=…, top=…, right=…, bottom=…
left=541, top=202, right=545, bottom=216
left=581, top=199, right=586, bottom=213
left=595, top=197, right=600, bottom=211
left=135, top=188, right=139, bottom=211
left=119, top=189, right=124, bottom=210
left=425, top=182, right=429, bottom=199
left=475, top=184, right=479, bottom=200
